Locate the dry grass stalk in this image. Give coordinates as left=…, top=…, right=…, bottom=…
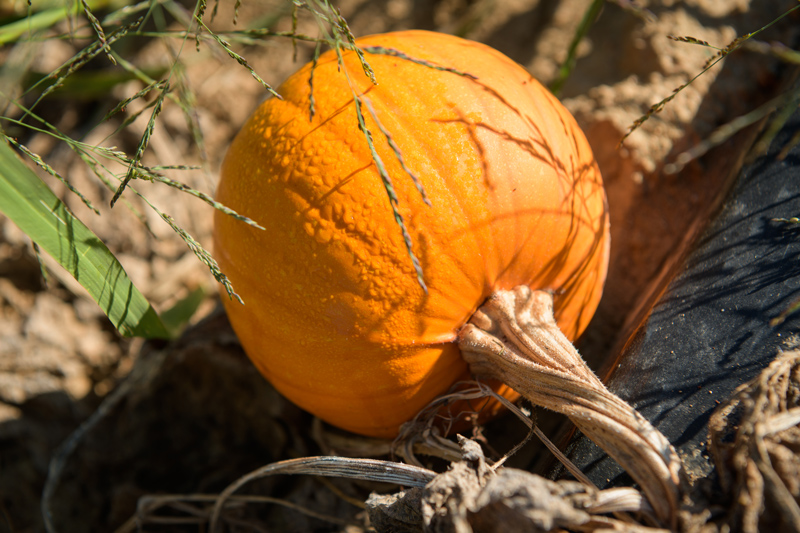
left=369, top=436, right=666, bottom=533
left=707, top=349, right=800, bottom=532
left=113, top=493, right=355, bottom=532
left=393, top=380, right=598, bottom=487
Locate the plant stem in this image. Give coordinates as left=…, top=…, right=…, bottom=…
left=549, top=0, right=603, bottom=96
left=458, top=286, right=683, bottom=528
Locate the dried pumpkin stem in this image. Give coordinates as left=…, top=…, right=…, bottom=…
left=458, top=286, right=683, bottom=528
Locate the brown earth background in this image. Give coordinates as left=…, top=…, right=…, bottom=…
left=1, top=0, right=799, bottom=531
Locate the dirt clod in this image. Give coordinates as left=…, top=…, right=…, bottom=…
left=369, top=436, right=663, bottom=532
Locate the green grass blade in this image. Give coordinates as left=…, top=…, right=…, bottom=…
left=0, top=140, right=170, bottom=339
left=549, top=0, right=603, bottom=96
left=0, top=0, right=113, bottom=45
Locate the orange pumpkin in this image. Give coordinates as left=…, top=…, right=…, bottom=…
left=213, top=30, right=609, bottom=439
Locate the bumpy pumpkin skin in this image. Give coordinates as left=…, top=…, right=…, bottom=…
left=214, top=30, right=609, bottom=438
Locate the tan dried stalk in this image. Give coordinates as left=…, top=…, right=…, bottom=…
left=708, top=349, right=800, bottom=532
left=458, top=286, right=684, bottom=528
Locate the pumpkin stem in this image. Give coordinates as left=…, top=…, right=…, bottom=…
left=458, top=286, right=683, bottom=529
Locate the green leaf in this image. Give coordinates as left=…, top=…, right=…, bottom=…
left=159, top=286, right=207, bottom=337
left=0, top=139, right=170, bottom=339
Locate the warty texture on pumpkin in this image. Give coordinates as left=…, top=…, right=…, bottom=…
left=213, top=30, right=609, bottom=438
